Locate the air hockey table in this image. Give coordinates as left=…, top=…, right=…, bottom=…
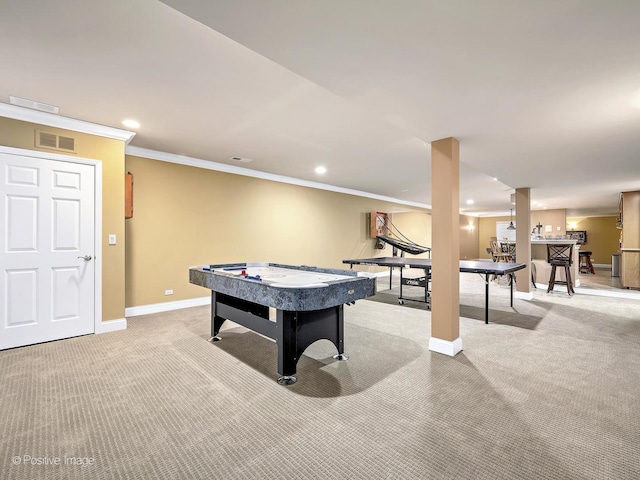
left=189, top=262, right=377, bottom=385
left=342, top=257, right=526, bottom=324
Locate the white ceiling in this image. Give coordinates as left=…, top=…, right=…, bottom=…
left=1, top=0, right=639, bottom=216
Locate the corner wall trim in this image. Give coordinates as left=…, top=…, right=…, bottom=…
left=125, top=296, right=211, bottom=318
left=0, top=103, right=136, bottom=143
left=96, top=318, right=127, bottom=334
left=429, top=336, right=463, bottom=356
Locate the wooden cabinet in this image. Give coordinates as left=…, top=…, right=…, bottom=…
left=620, top=191, right=640, bottom=289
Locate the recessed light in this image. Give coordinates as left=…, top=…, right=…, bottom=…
left=315, top=166, right=327, bottom=174
left=466, top=199, right=474, bottom=205
left=122, top=119, right=140, bottom=129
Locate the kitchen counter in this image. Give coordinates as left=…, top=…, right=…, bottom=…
left=531, top=238, right=579, bottom=245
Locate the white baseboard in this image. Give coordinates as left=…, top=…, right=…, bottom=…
left=96, top=318, right=127, bottom=334
left=514, top=290, right=534, bottom=300
left=125, top=296, right=211, bottom=318
left=429, top=336, right=463, bottom=356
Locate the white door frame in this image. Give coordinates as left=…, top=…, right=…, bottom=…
left=0, top=144, right=102, bottom=333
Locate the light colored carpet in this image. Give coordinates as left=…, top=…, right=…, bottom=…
left=1, top=274, right=639, bottom=479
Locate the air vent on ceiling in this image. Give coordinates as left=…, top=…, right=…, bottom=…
left=229, top=156, right=253, bottom=163
left=35, top=129, right=77, bottom=153
left=10, top=95, right=59, bottom=114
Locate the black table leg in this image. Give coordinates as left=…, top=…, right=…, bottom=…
left=332, top=306, right=348, bottom=361
left=510, top=273, right=514, bottom=307
left=275, top=306, right=347, bottom=385
left=485, top=272, right=490, bottom=324
left=276, top=310, right=298, bottom=385
left=210, top=291, right=225, bottom=342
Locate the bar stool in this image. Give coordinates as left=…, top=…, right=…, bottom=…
left=547, top=244, right=574, bottom=295
left=531, top=262, right=537, bottom=289
left=579, top=251, right=595, bottom=274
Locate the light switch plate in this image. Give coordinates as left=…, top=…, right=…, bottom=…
left=108, top=234, right=116, bottom=245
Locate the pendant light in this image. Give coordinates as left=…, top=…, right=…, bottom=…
left=507, top=208, right=516, bottom=230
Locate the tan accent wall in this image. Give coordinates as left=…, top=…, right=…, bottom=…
left=480, top=209, right=620, bottom=271
left=366, top=210, right=476, bottom=260
left=478, top=216, right=510, bottom=259
left=124, top=155, right=429, bottom=307
left=0, top=117, right=126, bottom=322
left=478, top=209, right=567, bottom=260
left=459, top=214, right=479, bottom=260
left=390, top=211, right=432, bottom=258
left=530, top=209, right=566, bottom=236
left=566, top=215, right=619, bottom=265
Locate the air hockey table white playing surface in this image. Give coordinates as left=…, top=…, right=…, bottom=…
left=211, top=262, right=354, bottom=288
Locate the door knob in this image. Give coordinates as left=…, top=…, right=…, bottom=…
left=77, top=255, right=93, bottom=261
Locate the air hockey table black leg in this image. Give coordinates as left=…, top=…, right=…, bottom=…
left=276, top=310, right=298, bottom=386
left=209, top=291, right=224, bottom=342
left=332, top=305, right=349, bottom=361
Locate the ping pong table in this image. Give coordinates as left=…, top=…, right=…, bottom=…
left=342, top=257, right=526, bottom=324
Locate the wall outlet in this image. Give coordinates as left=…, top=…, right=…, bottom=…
left=164, top=289, right=173, bottom=296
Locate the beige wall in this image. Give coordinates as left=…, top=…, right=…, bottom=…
left=478, top=216, right=510, bottom=259
left=567, top=215, right=620, bottom=265
left=124, top=155, right=431, bottom=307
left=459, top=214, right=479, bottom=260
left=390, top=211, right=432, bottom=258
left=478, top=209, right=567, bottom=260
left=0, top=117, right=126, bottom=321
left=479, top=210, right=620, bottom=266
left=373, top=210, right=477, bottom=261
left=531, top=209, right=566, bottom=236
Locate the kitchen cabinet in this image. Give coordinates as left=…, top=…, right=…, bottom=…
left=620, top=191, right=640, bottom=289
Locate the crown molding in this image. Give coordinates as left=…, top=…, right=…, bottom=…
left=126, top=145, right=432, bottom=210
left=0, top=103, right=136, bottom=143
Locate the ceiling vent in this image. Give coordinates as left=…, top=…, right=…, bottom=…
left=229, top=156, right=253, bottom=163
left=10, top=95, right=59, bottom=114
left=35, top=129, right=77, bottom=153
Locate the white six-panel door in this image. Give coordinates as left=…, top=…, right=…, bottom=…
left=1, top=151, right=95, bottom=349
